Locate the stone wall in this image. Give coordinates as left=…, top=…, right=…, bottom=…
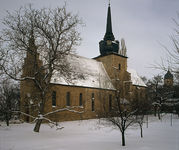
left=95, top=54, right=132, bottom=100
left=45, top=84, right=115, bottom=122
left=20, top=52, right=147, bottom=122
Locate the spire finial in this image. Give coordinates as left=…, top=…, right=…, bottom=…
left=109, top=0, right=110, bottom=6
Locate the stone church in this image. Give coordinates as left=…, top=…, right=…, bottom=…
left=20, top=4, right=147, bottom=122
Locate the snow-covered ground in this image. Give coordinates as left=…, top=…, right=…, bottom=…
left=0, top=114, right=179, bottom=150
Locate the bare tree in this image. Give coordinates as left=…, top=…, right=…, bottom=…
left=99, top=91, right=136, bottom=146
left=153, top=13, right=179, bottom=78
left=136, top=114, right=144, bottom=137
left=147, top=75, right=164, bottom=119
left=0, top=4, right=83, bottom=132
left=146, top=74, right=179, bottom=120
left=131, top=94, right=150, bottom=138
left=98, top=68, right=136, bottom=146
left=0, top=78, right=20, bottom=126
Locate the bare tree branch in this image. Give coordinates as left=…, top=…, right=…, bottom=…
left=0, top=4, right=83, bottom=132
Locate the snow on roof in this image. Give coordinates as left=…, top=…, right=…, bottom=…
left=51, top=54, right=115, bottom=90
left=127, top=68, right=146, bottom=87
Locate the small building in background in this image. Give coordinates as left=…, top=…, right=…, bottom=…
left=164, top=70, right=173, bottom=87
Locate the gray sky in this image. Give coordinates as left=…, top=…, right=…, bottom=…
left=0, top=0, right=178, bottom=79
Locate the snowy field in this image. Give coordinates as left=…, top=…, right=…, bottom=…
left=0, top=114, right=179, bottom=150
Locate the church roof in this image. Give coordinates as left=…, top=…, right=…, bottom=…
left=127, top=68, right=147, bottom=87
left=51, top=54, right=115, bottom=90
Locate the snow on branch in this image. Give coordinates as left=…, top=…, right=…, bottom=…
left=12, top=111, right=36, bottom=119
left=125, top=109, right=137, bottom=120
left=41, top=117, right=64, bottom=130
left=11, top=111, right=64, bottom=130
left=1, top=64, right=35, bottom=81
left=152, top=102, right=162, bottom=107
left=43, top=106, right=84, bottom=117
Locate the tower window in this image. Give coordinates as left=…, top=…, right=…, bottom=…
left=91, top=93, right=95, bottom=111
left=79, top=93, right=83, bottom=106
left=52, top=91, right=56, bottom=107
left=66, top=92, right=70, bottom=106
left=118, top=64, right=121, bottom=70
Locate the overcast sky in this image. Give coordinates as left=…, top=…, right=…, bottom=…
left=0, top=0, right=178, bottom=79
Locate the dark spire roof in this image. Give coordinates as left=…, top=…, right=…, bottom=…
left=164, top=70, right=173, bottom=79
left=104, top=4, right=115, bottom=41
left=99, top=3, right=119, bottom=56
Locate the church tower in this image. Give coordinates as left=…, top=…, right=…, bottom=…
left=99, top=3, right=119, bottom=56
left=95, top=2, right=129, bottom=80
left=20, top=30, right=43, bottom=122
left=95, top=2, right=131, bottom=100
left=164, top=70, right=173, bottom=87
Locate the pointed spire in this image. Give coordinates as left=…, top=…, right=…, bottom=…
left=104, top=3, right=115, bottom=41
left=29, top=29, right=35, bottom=46
left=27, top=28, right=37, bottom=57
left=164, top=69, right=173, bottom=79
left=99, top=2, right=120, bottom=56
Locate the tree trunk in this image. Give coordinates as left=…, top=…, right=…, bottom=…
left=5, top=112, right=9, bottom=126
left=33, top=119, right=42, bottom=132
left=154, top=107, right=157, bottom=116
left=122, top=131, right=125, bottom=146
left=158, top=110, right=161, bottom=120
left=33, top=99, right=45, bottom=132
left=140, top=124, right=143, bottom=138
left=146, top=115, right=148, bottom=128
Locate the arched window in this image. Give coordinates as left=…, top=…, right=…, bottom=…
left=79, top=93, right=83, bottom=106
left=52, top=91, right=56, bottom=107
left=109, top=94, right=112, bottom=111
left=91, top=93, right=95, bottom=111
left=118, top=64, right=121, bottom=70
left=66, top=92, right=70, bottom=106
